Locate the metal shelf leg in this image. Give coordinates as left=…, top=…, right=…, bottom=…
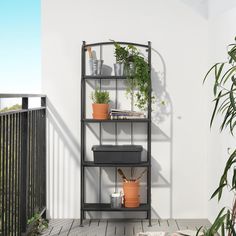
left=80, top=210, right=84, bottom=227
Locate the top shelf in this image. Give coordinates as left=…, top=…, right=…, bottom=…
left=83, top=75, right=129, bottom=80
left=83, top=41, right=150, bottom=49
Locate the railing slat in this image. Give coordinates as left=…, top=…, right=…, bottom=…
left=9, top=114, right=12, bottom=235
left=2, top=117, right=6, bottom=233
left=0, top=116, right=2, bottom=235
left=13, top=113, right=16, bottom=236
left=2, top=116, right=5, bottom=235
left=18, top=113, right=21, bottom=235
left=6, top=115, right=9, bottom=235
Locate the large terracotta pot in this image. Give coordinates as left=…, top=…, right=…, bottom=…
left=123, top=181, right=140, bottom=208
left=92, top=104, right=109, bottom=120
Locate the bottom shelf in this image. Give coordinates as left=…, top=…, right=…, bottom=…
left=83, top=203, right=149, bottom=211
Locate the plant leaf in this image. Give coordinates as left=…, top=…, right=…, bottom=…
left=203, top=63, right=218, bottom=84
left=232, top=168, right=236, bottom=189
left=208, top=208, right=226, bottom=235
left=210, top=91, right=222, bottom=127
left=196, top=226, right=203, bottom=236
left=230, top=84, right=236, bottom=111
left=221, top=222, right=225, bottom=236
left=214, top=63, right=225, bottom=96
left=210, top=183, right=227, bottom=201
left=220, top=104, right=232, bottom=131
left=222, top=66, right=236, bottom=84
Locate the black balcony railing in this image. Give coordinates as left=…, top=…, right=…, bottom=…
left=0, top=94, right=46, bottom=235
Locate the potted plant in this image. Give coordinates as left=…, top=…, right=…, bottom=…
left=202, top=37, right=236, bottom=235
left=113, top=42, right=129, bottom=76
left=118, top=168, right=146, bottom=208
left=113, top=41, right=153, bottom=110
left=27, top=212, right=48, bottom=236
left=91, top=89, right=110, bottom=120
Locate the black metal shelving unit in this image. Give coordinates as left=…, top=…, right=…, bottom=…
left=80, top=41, right=152, bottom=226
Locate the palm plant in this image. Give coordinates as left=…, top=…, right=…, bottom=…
left=202, top=37, right=236, bottom=235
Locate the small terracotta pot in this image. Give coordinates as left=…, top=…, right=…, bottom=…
left=92, top=104, right=109, bottom=120
left=92, top=113, right=108, bottom=120
left=123, top=181, right=140, bottom=208
left=124, top=199, right=140, bottom=208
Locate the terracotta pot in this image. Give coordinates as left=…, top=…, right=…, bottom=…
left=92, top=113, right=108, bottom=120
left=123, top=181, right=140, bottom=208
left=124, top=199, right=140, bottom=208
left=92, top=104, right=109, bottom=120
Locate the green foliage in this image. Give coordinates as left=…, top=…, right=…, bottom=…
left=114, top=42, right=129, bottom=63
left=203, top=36, right=236, bottom=236
left=113, top=42, right=152, bottom=110
left=27, top=213, right=48, bottom=235
left=0, top=104, right=21, bottom=112
left=91, top=89, right=110, bottom=104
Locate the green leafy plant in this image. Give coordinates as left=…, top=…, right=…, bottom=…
left=113, top=42, right=152, bottom=110
left=114, top=42, right=129, bottom=63
left=91, top=89, right=110, bottom=104
left=27, top=213, right=48, bottom=235
left=203, top=37, right=236, bottom=236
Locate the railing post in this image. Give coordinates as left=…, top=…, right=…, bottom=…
left=20, top=97, right=28, bottom=234
left=41, top=97, right=47, bottom=219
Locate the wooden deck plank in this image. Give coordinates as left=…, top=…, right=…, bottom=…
left=176, top=219, right=211, bottom=230
left=41, top=226, right=53, bottom=236
left=58, top=219, right=74, bottom=235
left=124, top=223, right=134, bottom=236
left=105, top=220, right=143, bottom=236
left=42, top=219, right=211, bottom=235
left=68, top=219, right=91, bottom=235
left=166, top=219, right=179, bottom=232
left=86, top=220, right=107, bottom=236
left=125, top=221, right=142, bottom=235
left=113, top=222, right=125, bottom=235
left=143, top=219, right=170, bottom=232
left=106, top=221, right=118, bottom=236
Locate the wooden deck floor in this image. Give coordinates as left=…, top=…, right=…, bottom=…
left=42, top=219, right=211, bottom=236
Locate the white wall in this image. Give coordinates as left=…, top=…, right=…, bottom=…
left=208, top=0, right=236, bottom=18
left=42, top=0, right=209, bottom=219
left=206, top=3, right=236, bottom=222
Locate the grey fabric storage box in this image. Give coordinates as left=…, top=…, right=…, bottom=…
left=92, top=145, right=143, bottom=163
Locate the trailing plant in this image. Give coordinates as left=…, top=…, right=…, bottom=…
left=202, top=37, right=236, bottom=236
left=91, top=89, right=110, bottom=104
left=27, top=213, right=48, bottom=235
left=113, top=42, right=152, bottom=110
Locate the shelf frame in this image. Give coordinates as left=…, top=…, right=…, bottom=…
left=83, top=161, right=149, bottom=167
left=80, top=41, right=152, bottom=227
left=83, top=203, right=149, bottom=211
left=84, top=41, right=149, bottom=49
left=83, top=75, right=128, bottom=80
left=82, top=118, right=150, bottom=123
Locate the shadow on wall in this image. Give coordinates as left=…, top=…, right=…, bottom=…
left=46, top=47, right=173, bottom=219
left=46, top=99, right=80, bottom=219
left=85, top=48, right=173, bottom=219
left=151, top=48, right=173, bottom=218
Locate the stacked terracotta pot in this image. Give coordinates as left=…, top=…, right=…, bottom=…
left=123, top=181, right=140, bottom=208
